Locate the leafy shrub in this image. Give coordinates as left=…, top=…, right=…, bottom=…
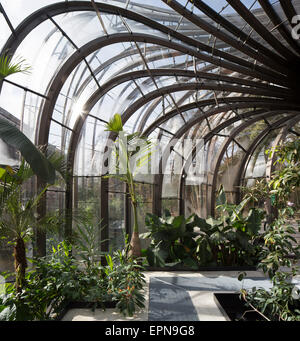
left=241, top=271, right=300, bottom=321
left=105, top=246, right=146, bottom=316
left=141, top=187, right=264, bottom=268
left=194, top=207, right=264, bottom=267
left=0, top=240, right=146, bottom=320
left=238, top=217, right=300, bottom=321
left=258, top=218, right=300, bottom=278
left=141, top=210, right=199, bottom=269
left=0, top=241, right=87, bottom=321
left=237, top=140, right=300, bottom=321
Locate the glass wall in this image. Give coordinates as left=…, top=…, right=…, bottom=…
left=1, top=0, right=299, bottom=254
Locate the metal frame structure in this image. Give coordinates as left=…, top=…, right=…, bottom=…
left=0, top=0, right=299, bottom=255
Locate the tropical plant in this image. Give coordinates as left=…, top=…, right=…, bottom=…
left=104, top=241, right=146, bottom=317
left=72, top=212, right=105, bottom=270
left=0, top=238, right=146, bottom=320
left=266, top=140, right=300, bottom=215
left=142, top=187, right=264, bottom=268
left=0, top=54, right=30, bottom=79
left=0, top=151, right=67, bottom=292
left=194, top=217, right=262, bottom=267
left=194, top=191, right=264, bottom=267
left=237, top=139, right=300, bottom=321
left=258, top=218, right=300, bottom=278
left=240, top=270, right=300, bottom=321
left=241, top=178, right=268, bottom=207
left=0, top=161, right=50, bottom=291
left=141, top=209, right=199, bottom=269
left=0, top=241, right=105, bottom=321
left=104, top=113, right=152, bottom=257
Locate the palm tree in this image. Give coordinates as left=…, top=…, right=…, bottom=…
left=105, top=114, right=152, bottom=257
left=0, top=152, right=68, bottom=292
left=0, top=162, right=49, bottom=291
left=0, top=54, right=68, bottom=290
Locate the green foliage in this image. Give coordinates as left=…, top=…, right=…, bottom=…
left=105, top=113, right=123, bottom=132
left=43, top=146, right=69, bottom=182
left=0, top=239, right=146, bottom=320
left=270, top=139, right=300, bottom=166
left=0, top=152, right=68, bottom=290
left=0, top=161, right=56, bottom=290
left=104, top=114, right=153, bottom=257
left=141, top=209, right=199, bottom=269
left=237, top=140, right=300, bottom=321
left=239, top=223, right=300, bottom=321
left=104, top=247, right=146, bottom=317
left=104, top=114, right=153, bottom=181
left=194, top=193, right=264, bottom=266
left=0, top=182, right=48, bottom=242
left=266, top=140, right=300, bottom=213
left=241, top=178, right=268, bottom=206
left=142, top=188, right=264, bottom=268
left=241, top=271, right=300, bottom=321
left=0, top=241, right=88, bottom=321
left=73, top=213, right=105, bottom=270
left=0, top=54, right=30, bottom=80
left=258, top=218, right=300, bottom=278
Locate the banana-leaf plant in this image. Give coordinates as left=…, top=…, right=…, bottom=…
left=194, top=186, right=265, bottom=266
left=142, top=186, right=265, bottom=268
left=104, top=114, right=153, bottom=257
left=141, top=209, right=200, bottom=269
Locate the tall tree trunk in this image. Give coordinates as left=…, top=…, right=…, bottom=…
left=129, top=201, right=141, bottom=258
left=14, top=237, right=27, bottom=292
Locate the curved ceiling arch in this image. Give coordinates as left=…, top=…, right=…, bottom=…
left=1, top=0, right=294, bottom=83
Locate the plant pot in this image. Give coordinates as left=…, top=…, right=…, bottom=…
left=213, top=293, right=267, bottom=321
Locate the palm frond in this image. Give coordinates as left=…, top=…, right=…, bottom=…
left=105, top=113, right=123, bottom=132
left=0, top=54, right=31, bottom=80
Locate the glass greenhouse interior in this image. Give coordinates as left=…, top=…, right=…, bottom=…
left=0, top=0, right=300, bottom=322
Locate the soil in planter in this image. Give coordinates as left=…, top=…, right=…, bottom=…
left=214, top=293, right=266, bottom=321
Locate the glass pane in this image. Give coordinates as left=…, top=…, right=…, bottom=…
left=0, top=82, right=24, bottom=121
left=108, top=183, right=125, bottom=252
